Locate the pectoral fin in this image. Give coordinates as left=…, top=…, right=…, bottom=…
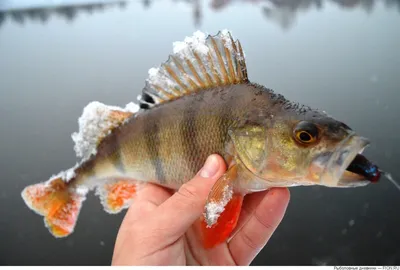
left=201, top=164, right=244, bottom=249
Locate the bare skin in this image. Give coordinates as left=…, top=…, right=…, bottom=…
left=112, top=154, right=290, bottom=265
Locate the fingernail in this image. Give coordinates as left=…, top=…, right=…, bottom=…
left=200, top=155, right=219, bottom=178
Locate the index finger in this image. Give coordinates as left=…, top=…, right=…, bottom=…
left=154, top=154, right=227, bottom=240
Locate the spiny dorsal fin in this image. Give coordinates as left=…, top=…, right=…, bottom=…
left=139, top=30, right=248, bottom=109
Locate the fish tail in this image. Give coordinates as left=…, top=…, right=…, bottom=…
left=21, top=176, right=87, bottom=238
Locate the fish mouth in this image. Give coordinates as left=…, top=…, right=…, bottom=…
left=318, top=134, right=372, bottom=187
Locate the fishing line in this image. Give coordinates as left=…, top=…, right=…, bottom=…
left=381, top=171, right=400, bottom=192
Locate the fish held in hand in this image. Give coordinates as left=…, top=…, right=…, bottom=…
left=21, top=30, right=384, bottom=247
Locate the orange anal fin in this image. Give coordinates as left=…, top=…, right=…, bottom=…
left=97, top=179, right=138, bottom=214
left=201, top=193, right=243, bottom=249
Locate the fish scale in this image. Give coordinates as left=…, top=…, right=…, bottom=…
left=115, top=85, right=254, bottom=188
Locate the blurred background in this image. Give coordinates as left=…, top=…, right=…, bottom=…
left=0, top=0, right=399, bottom=266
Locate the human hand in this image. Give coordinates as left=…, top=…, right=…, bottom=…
left=112, top=154, right=290, bottom=265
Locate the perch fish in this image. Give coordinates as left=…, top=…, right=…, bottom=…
left=22, top=30, right=383, bottom=248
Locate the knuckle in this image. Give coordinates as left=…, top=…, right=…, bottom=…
left=177, top=183, right=200, bottom=201
left=254, top=210, right=275, bottom=231
left=175, top=183, right=201, bottom=209
left=241, top=229, right=260, bottom=251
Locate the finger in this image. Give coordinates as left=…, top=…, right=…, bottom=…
left=123, top=183, right=172, bottom=224
left=154, top=154, right=227, bottom=239
left=113, top=183, right=173, bottom=261
left=228, top=189, right=271, bottom=241
left=136, top=183, right=173, bottom=207
left=228, top=188, right=290, bottom=265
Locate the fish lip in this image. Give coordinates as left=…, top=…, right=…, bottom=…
left=319, top=133, right=371, bottom=187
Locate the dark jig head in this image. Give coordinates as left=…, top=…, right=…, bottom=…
left=346, top=154, right=381, bottom=183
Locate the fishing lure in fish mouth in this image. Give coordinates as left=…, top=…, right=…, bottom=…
left=21, top=29, right=391, bottom=248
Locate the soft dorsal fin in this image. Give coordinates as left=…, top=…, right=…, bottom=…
left=139, top=30, right=249, bottom=109
left=72, top=102, right=139, bottom=162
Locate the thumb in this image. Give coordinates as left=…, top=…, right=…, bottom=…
left=155, top=154, right=227, bottom=238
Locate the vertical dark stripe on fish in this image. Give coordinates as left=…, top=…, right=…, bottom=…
left=218, top=88, right=235, bottom=153
left=98, top=129, right=126, bottom=174
left=145, top=115, right=165, bottom=183
left=114, top=134, right=126, bottom=174
left=181, top=91, right=205, bottom=176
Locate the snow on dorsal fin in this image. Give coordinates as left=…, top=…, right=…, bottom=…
left=139, top=30, right=248, bottom=109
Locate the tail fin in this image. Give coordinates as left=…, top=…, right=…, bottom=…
left=21, top=178, right=87, bottom=238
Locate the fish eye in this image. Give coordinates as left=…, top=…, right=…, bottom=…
left=293, top=121, right=319, bottom=145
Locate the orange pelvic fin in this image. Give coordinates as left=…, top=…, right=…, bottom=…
left=202, top=164, right=243, bottom=248
left=95, top=179, right=140, bottom=214
left=21, top=178, right=87, bottom=238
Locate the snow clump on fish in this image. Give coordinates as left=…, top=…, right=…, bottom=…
left=72, top=101, right=139, bottom=162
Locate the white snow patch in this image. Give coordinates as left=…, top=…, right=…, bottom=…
left=75, top=185, right=89, bottom=196
left=220, top=29, right=234, bottom=51
left=148, top=67, right=160, bottom=77
left=204, top=185, right=233, bottom=227
left=71, top=101, right=139, bottom=162
left=173, top=30, right=209, bottom=57
left=219, top=29, right=245, bottom=60
left=124, top=102, right=140, bottom=113
left=205, top=202, right=224, bottom=227
left=47, top=163, right=79, bottom=184
left=65, top=167, right=76, bottom=180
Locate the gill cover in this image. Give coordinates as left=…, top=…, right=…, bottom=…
left=228, top=125, right=268, bottom=174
